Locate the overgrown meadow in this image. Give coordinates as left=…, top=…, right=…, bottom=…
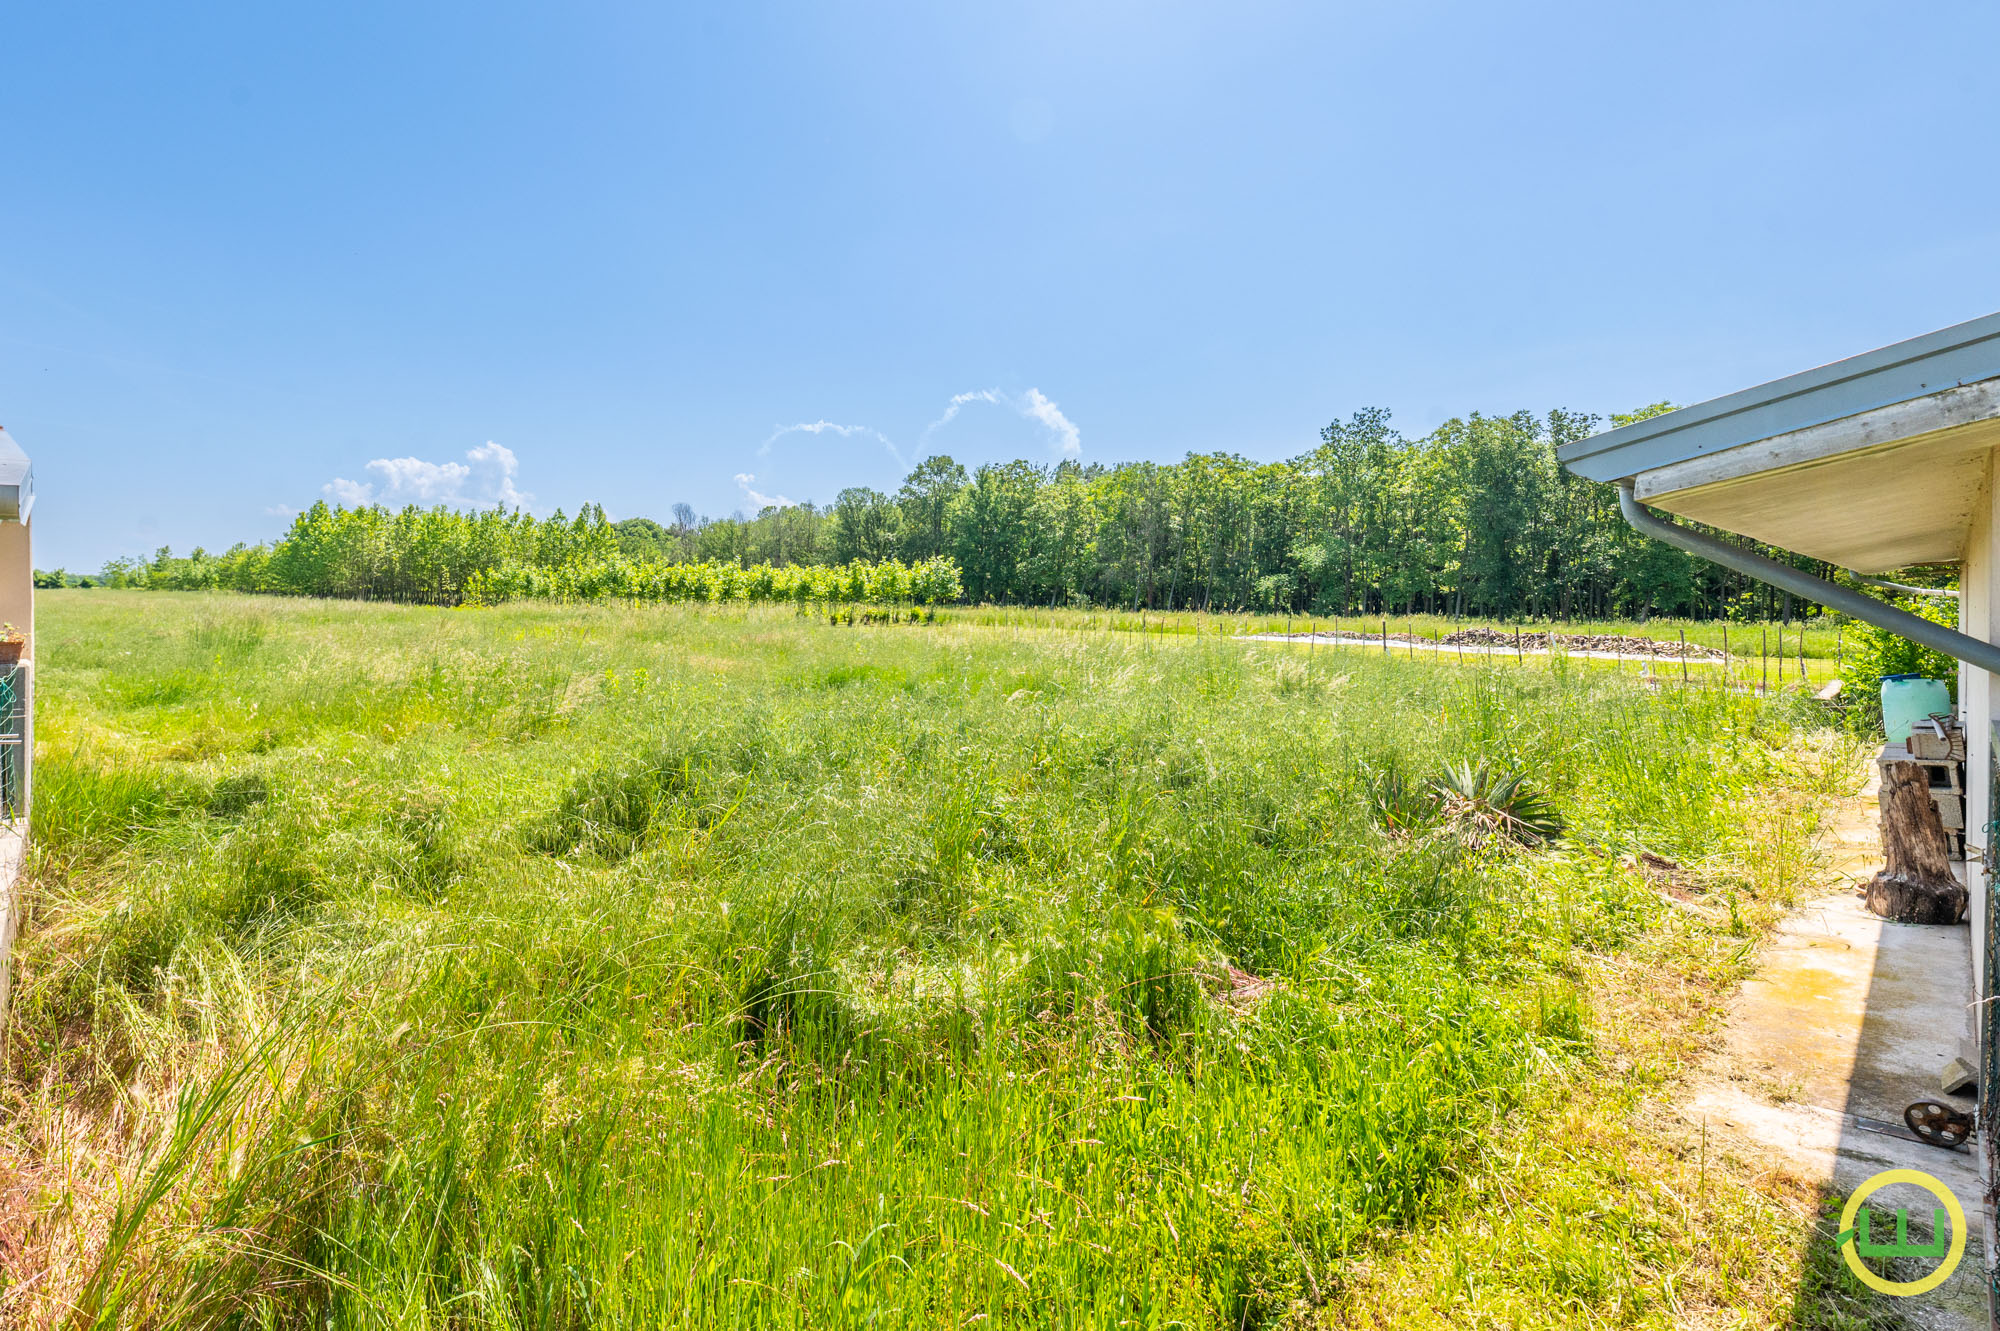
left=7, top=592, right=1846, bottom=1328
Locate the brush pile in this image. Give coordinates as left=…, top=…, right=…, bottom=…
left=1278, top=626, right=1728, bottom=659
left=1437, top=627, right=1724, bottom=659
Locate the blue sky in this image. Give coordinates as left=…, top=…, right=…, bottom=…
left=5, top=2, right=1998, bottom=571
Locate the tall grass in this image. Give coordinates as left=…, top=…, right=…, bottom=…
left=5, top=591, right=1851, bottom=1328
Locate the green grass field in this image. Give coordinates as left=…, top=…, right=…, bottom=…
left=3, top=592, right=1884, bottom=1328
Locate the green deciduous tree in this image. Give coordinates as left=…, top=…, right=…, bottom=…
left=128, top=400, right=1858, bottom=622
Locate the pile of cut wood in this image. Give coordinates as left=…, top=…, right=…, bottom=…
left=1436, top=627, right=1725, bottom=660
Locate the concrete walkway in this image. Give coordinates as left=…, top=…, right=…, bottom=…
left=1686, top=775, right=1985, bottom=1327
left=0, top=821, right=22, bottom=1017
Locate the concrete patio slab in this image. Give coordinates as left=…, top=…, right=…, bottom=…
left=1686, top=778, right=1986, bottom=1328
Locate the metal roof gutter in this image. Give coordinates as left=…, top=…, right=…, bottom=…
left=1616, top=481, right=2000, bottom=675
left=1854, top=574, right=1959, bottom=600
left=1563, top=312, right=2000, bottom=482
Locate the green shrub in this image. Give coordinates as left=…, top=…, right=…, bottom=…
left=1841, top=594, right=1958, bottom=732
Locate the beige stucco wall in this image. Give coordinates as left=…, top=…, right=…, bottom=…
left=0, top=517, right=31, bottom=660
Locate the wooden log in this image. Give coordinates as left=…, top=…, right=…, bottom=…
left=1864, top=760, right=1968, bottom=924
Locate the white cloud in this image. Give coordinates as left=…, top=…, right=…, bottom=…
left=265, top=503, right=300, bottom=518
left=466, top=441, right=530, bottom=508
left=925, top=389, right=1001, bottom=435
left=324, top=477, right=376, bottom=506
left=924, top=387, right=1082, bottom=458
left=759, top=419, right=904, bottom=467
left=323, top=441, right=532, bottom=510
left=735, top=473, right=795, bottom=510
left=1020, top=388, right=1081, bottom=459
left=358, top=457, right=470, bottom=504
left=734, top=390, right=1083, bottom=513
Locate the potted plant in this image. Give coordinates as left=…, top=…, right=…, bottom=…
left=0, top=623, right=26, bottom=664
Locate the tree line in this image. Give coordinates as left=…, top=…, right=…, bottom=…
left=99, top=504, right=960, bottom=608
left=100, top=404, right=1848, bottom=619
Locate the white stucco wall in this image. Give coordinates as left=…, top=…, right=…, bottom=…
left=1962, top=457, right=1995, bottom=1011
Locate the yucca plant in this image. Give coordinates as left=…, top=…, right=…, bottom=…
left=1431, top=759, right=1564, bottom=848
left=1362, top=755, right=1441, bottom=835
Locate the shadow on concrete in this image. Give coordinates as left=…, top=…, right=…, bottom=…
left=1822, top=892, right=1985, bottom=1327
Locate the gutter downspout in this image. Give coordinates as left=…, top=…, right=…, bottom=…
left=1616, top=480, right=2000, bottom=675
left=1855, top=574, right=1960, bottom=599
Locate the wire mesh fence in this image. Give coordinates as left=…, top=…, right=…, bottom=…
left=0, top=664, right=31, bottom=821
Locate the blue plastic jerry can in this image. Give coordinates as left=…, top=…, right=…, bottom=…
left=1881, top=673, right=1952, bottom=743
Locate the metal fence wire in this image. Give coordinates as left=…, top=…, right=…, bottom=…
left=0, top=665, right=27, bottom=820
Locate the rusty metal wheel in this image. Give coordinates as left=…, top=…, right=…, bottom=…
left=1905, top=1100, right=1974, bottom=1147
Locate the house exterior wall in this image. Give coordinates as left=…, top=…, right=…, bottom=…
left=1965, top=462, right=1994, bottom=988
left=1965, top=461, right=2000, bottom=1320
left=0, top=517, right=30, bottom=661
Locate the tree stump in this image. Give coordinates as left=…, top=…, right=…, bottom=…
left=1864, top=760, right=1967, bottom=924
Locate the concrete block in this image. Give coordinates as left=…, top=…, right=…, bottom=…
left=1935, top=792, right=1966, bottom=830
left=1942, top=1056, right=1979, bottom=1096
left=1921, top=761, right=1964, bottom=793
left=1910, top=729, right=1968, bottom=762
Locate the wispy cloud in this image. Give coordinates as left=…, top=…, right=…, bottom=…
left=735, top=472, right=795, bottom=510
left=925, top=389, right=1001, bottom=435
left=324, top=441, right=531, bottom=509
left=759, top=419, right=904, bottom=467
left=733, top=390, right=1082, bottom=514
left=923, top=387, right=1081, bottom=458
left=1018, top=388, right=1081, bottom=458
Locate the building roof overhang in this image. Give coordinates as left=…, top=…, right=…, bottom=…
left=0, top=431, right=34, bottom=525
left=1557, top=313, right=2000, bottom=573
